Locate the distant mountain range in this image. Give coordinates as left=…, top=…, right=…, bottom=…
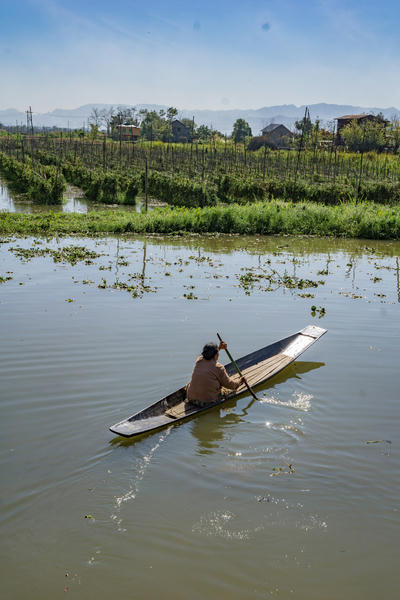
left=1, top=103, right=399, bottom=134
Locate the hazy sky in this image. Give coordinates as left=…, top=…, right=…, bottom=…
left=1, top=0, right=399, bottom=112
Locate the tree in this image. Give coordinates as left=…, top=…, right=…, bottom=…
left=100, top=106, right=115, bottom=136
left=294, top=112, right=313, bottom=138
left=341, top=120, right=387, bottom=152
left=232, top=119, right=252, bottom=143
left=196, top=124, right=213, bottom=142
left=139, top=109, right=172, bottom=141
left=166, top=107, right=178, bottom=122
left=89, top=123, right=100, bottom=139
left=309, top=118, right=322, bottom=148
left=89, top=107, right=102, bottom=128
left=388, top=118, right=400, bottom=153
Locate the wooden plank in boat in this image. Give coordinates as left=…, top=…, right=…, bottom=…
left=166, top=401, right=201, bottom=419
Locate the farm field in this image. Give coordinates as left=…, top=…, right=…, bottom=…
left=1, top=135, right=400, bottom=210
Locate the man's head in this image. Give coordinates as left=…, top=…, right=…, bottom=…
left=202, top=342, right=219, bottom=361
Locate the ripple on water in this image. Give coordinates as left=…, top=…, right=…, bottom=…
left=297, top=514, right=328, bottom=532
left=259, top=391, right=312, bottom=412
left=110, top=428, right=172, bottom=532
left=192, top=510, right=264, bottom=541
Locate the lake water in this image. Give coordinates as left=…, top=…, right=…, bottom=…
left=0, top=231, right=399, bottom=599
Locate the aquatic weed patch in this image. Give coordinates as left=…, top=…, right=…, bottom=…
left=9, top=244, right=103, bottom=265
left=96, top=273, right=157, bottom=298
left=237, top=266, right=324, bottom=296
left=0, top=274, right=13, bottom=284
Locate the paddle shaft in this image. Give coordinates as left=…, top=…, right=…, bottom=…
left=217, top=333, right=258, bottom=400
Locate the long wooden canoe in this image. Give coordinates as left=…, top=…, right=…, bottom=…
left=109, top=325, right=326, bottom=438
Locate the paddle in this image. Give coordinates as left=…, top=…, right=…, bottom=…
left=217, top=333, right=258, bottom=400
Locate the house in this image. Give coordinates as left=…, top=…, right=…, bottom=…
left=171, top=120, right=192, bottom=143
left=335, top=114, right=384, bottom=143
left=260, top=124, right=293, bottom=148
left=116, top=124, right=141, bottom=141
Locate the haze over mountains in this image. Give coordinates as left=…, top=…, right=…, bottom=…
left=1, top=103, right=399, bottom=134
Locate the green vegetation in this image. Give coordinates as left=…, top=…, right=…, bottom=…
left=0, top=151, right=65, bottom=204
left=144, top=171, right=216, bottom=207
left=4, top=140, right=400, bottom=207
left=60, top=161, right=139, bottom=205
left=1, top=131, right=400, bottom=241
left=2, top=200, right=400, bottom=240
left=31, top=151, right=139, bottom=205
left=9, top=244, right=102, bottom=264
left=232, top=118, right=252, bottom=143
left=341, top=119, right=387, bottom=153
left=2, top=133, right=400, bottom=208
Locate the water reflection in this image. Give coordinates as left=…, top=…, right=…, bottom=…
left=0, top=179, right=160, bottom=215
left=190, top=361, right=325, bottom=454
left=129, top=231, right=400, bottom=259
left=62, top=197, right=88, bottom=213
left=0, top=179, right=90, bottom=214
left=0, top=181, right=15, bottom=211
left=191, top=409, right=243, bottom=455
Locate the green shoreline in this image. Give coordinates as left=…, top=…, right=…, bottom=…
left=1, top=201, right=400, bottom=240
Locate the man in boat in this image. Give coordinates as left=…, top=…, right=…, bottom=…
left=186, top=340, right=244, bottom=407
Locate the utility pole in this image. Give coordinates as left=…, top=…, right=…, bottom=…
left=118, top=112, right=122, bottom=164
left=145, top=157, right=148, bottom=212
left=26, top=106, right=34, bottom=135
left=294, top=106, right=309, bottom=183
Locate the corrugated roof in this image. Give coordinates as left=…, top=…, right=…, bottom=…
left=262, top=123, right=282, bottom=132
left=336, top=113, right=372, bottom=120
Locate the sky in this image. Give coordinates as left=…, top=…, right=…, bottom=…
left=1, top=0, right=400, bottom=112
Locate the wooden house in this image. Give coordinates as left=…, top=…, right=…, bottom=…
left=116, top=124, right=141, bottom=141
left=260, top=124, right=293, bottom=148
left=171, top=120, right=192, bottom=143
left=335, top=113, right=385, bottom=143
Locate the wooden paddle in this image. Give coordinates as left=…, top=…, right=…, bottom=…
left=217, top=333, right=258, bottom=400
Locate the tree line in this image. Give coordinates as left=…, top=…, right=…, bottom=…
left=2, top=104, right=399, bottom=154
left=88, top=105, right=400, bottom=153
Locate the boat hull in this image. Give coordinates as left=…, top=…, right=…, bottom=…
left=110, top=325, right=326, bottom=438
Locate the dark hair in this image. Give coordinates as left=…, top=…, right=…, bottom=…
left=202, top=342, right=218, bottom=360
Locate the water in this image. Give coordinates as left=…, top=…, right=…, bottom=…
left=0, top=180, right=157, bottom=214
left=0, top=232, right=399, bottom=599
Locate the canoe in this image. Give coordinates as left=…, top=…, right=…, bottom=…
left=109, top=325, right=327, bottom=438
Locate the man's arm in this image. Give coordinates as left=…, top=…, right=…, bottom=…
left=215, top=364, right=243, bottom=390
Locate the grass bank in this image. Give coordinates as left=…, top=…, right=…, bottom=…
left=1, top=201, right=400, bottom=239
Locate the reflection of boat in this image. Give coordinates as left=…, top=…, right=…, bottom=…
left=109, top=325, right=327, bottom=438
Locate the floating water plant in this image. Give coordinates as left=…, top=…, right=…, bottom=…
left=9, top=244, right=102, bottom=265
left=270, top=463, right=295, bottom=477
left=311, top=305, right=326, bottom=317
